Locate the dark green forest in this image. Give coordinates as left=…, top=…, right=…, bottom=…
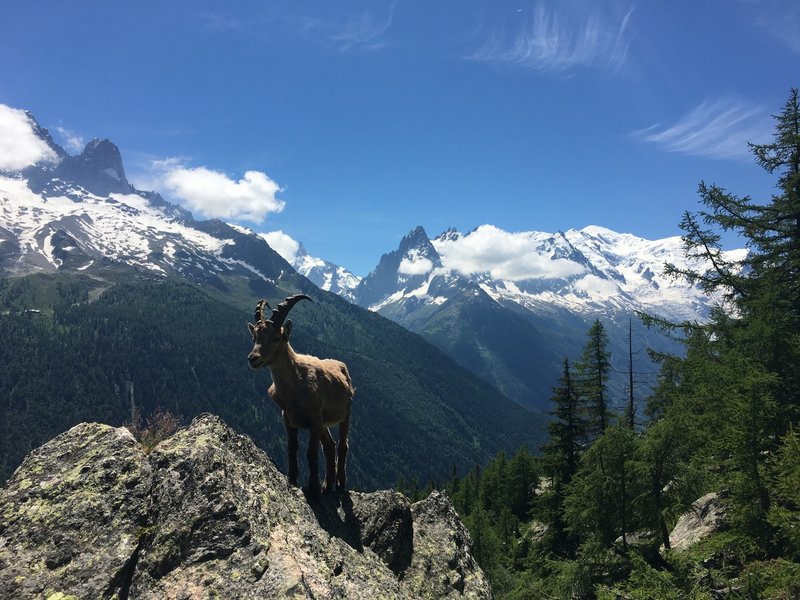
left=401, top=90, right=800, bottom=598
left=0, top=272, right=540, bottom=490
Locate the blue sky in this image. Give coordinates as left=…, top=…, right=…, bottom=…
left=1, top=1, right=798, bottom=275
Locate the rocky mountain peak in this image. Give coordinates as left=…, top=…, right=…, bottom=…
left=399, top=225, right=431, bottom=250
left=25, top=112, right=69, bottom=163
left=0, top=413, right=490, bottom=599
left=355, top=226, right=444, bottom=308
left=50, top=137, right=132, bottom=196
left=435, top=227, right=462, bottom=243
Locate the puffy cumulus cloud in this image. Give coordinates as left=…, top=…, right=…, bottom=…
left=160, top=166, right=285, bottom=222
left=261, top=230, right=301, bottom=264
left=398, top=252, right=434, bottom=276
left=572, top=273, right=618, bottom=298
left=434, top=224, right=586, bottom=281
left=0, top=104, right=60, bottom=170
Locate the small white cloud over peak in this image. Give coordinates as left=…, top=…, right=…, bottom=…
left=0, top=104, right=60, bottom=170
left=634, top=98, right=772, bottom=160
left=54, top=126, right=85, bottom=153
left=433, top=224, right=586, bottom=281
left=470, top=3, right=634, bottom=74
left=156, top=163, right=285, bottom=223
left=398, top=249, right=434, bottom=276
left=261, top=230, right=301, bottom=264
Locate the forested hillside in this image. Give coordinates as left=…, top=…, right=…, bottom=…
left=416, top=89, right=800, bottom=598
left=0, top=273, right=541, bottom=489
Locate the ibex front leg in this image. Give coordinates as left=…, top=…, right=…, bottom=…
left=307, top=425, right=322, bottom=497
left=284, top=413, right=299, bottom=487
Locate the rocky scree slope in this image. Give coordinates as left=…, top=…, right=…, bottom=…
left=0, top=414, right=491, bottom=599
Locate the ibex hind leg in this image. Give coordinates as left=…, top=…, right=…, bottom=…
left=336, top=414, right=350, bottom=490
left=320, top=427, right=337, bottom=494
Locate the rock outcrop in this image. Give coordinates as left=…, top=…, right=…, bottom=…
left=668, top=491, right=727, bottom=551
left=0, top=414, right=491, bottom=599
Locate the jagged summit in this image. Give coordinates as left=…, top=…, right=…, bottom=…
left=0, top=413, right=491, bottom=599
left=339, top=223, right=747, bottom=409
left=51, top=137, right=132, bottom=197
left=354, top=225, right=445, bottom=309
left=0, top=113, right=293, bottom=288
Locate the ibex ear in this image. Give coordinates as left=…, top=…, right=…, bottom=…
left=282, top=319, right=293, bottom=340
left=248, top=323, right=256, bottom=335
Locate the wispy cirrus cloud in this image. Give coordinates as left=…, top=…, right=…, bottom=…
left=55, top=126, right=85, bottom=153
left=301, top=3, right=395, bottom=51
left=194, top=5, right=395, bottom=52
left=470, top=3, right=634, bottom=74
left=634, top=98, right=772, bottom=160
left=735, top=0, right=800, bottom=54
left=755, top=5, right=800, bottom=53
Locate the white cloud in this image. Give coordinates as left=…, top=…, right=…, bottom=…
left=300, top=2, right=395, bottom=51
left=398, top=251, right=434, bottom=276
left=261, top=230, right=300, bottom=264
left=634, top=98, right=772, bottom=159
left=0, top=104, right=60, bottom=170
left=55, top=126, right=85, bottom=153
left=470, top=3, right=634, bottom=73
left=159, top=164, right=285, bottom=222
left=433, top=224, right=586, bottom=281
left=573, top=273, right=618, bottom=298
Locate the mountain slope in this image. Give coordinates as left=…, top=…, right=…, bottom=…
left=0, top=114, right=542, bottom=488
left=349, top=225, right=744, bottom=410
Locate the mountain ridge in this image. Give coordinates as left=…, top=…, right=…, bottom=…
left=287, top=223, right=746, bottom=410
left=0, top=112, right=542, bottom=489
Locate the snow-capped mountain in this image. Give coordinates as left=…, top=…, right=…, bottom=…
left=0, top=117, right=293, bottom=290
left=260, top=231, right=360, bottom=302
left=357, top=224, right=744, bottom=325
left=0, top=108, right=744, bottom=412
left=341, top=224, right=745, bottom=410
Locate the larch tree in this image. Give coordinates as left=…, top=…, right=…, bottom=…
left=661, top=88, right=800, bottom=545
left=576, top=319, right=612, bottom=438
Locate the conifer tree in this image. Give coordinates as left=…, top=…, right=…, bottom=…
left=540, top=358, right=587, bottom=554
left=563, top=424, right=641, bottom=551
left=659, top=88, right=800, bottom=546
left=576, top=319, right=612, bottom=437
left=542, top=358, right=586, bottom=485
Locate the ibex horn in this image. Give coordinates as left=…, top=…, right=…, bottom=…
left=255, top=299, right=272, bottom=324
left=268, top=294, right=312, bottom=327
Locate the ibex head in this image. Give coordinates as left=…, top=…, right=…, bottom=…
left=247, top=294, right=312, bottom=368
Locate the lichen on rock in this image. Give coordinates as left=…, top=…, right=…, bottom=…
left=0, top=413, right=492, bottom=599
left=0, top=423, right=152, bottom=599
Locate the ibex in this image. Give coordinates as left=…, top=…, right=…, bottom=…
left=247, top=294, right=354, bottom=496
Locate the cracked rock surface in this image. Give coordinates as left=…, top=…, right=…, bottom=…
left=0, top=414, right=492, bottom=599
